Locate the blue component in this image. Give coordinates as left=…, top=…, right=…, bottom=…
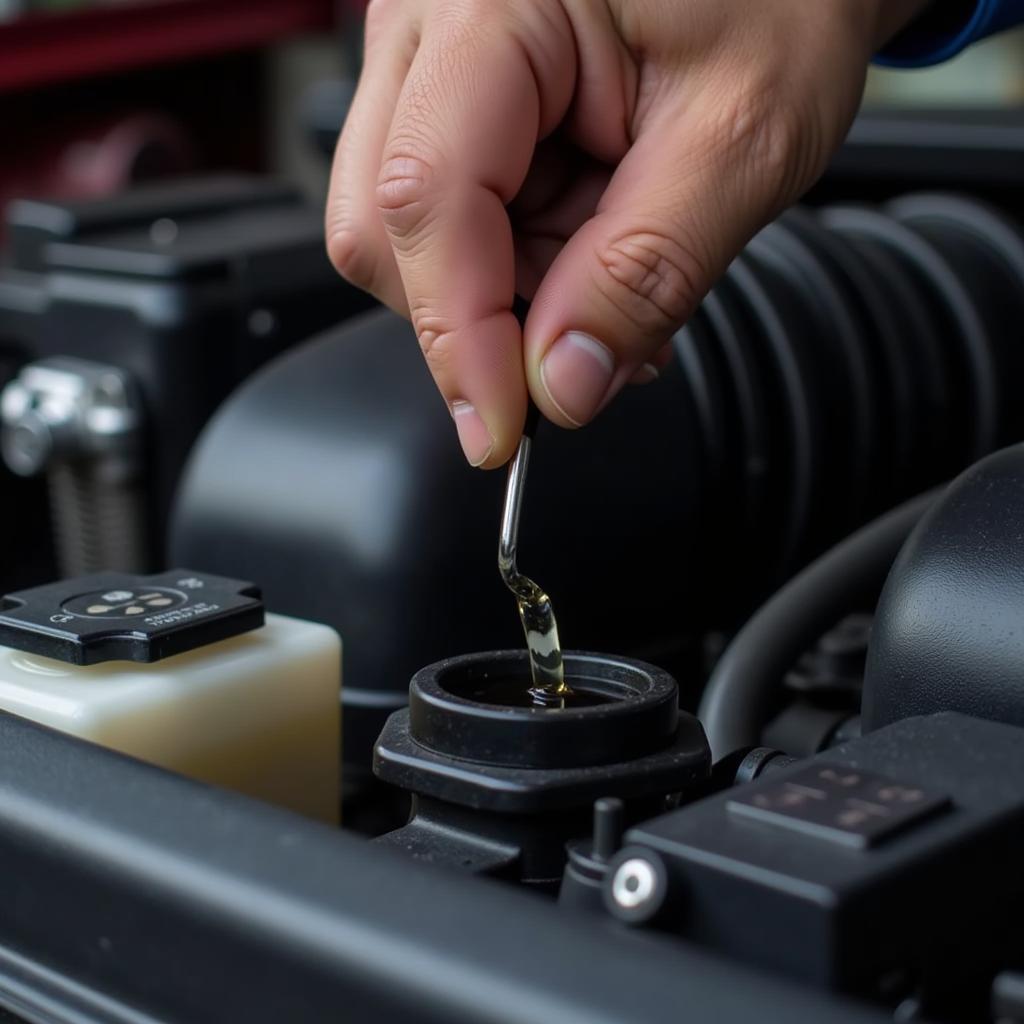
left=876, top=0, right=1024, bottom=67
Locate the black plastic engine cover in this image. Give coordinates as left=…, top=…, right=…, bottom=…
left=864, top=442, right=1024, bottom=731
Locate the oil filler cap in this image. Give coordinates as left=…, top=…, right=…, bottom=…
left=0, top=570, right=264, bottom=665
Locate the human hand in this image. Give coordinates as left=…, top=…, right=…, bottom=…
left=327, top=0, right=930, bottom=467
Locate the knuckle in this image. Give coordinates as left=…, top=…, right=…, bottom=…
left=420, top=329, right=456, bottom=378
left=738, top=107, right=792, bottom=180
left=376, top=152, right=437, bottom=242
left=705, top=77, right=818, bottom=206
left=409, top=303, right=457, bottom=376
left=597, top=230, right=706, bottom=333
left=713, top=83, right=791, bottom=172
left=325, top=225, right=372, bottom=287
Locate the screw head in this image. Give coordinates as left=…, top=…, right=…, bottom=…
left=612, top=857, right=656, bottom=909
left=603, top=847, right=672, bottom=925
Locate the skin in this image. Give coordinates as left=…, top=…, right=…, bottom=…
left=327, top=0, right=932, bottom=468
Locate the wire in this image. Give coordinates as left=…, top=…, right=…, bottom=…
left=698, top=487, right=943, bottom=760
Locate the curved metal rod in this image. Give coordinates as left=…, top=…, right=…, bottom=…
left=498, top=410, right=568, bottom=704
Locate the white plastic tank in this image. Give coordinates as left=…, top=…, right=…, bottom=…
left=0, top=573, right=341, bottom=824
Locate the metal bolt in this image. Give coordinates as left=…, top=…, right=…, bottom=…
left=0, top=359, right=142, bottom=480
left=611, top=857, right=657, bottom=911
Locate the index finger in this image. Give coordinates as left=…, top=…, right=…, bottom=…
left=376, top=5, right=575, bottom=468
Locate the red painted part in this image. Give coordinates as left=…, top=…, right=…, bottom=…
left=0, top=0, right=338, bottom=96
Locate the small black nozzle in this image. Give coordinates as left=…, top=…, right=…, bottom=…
left=593, top=797, right=625, bottom=862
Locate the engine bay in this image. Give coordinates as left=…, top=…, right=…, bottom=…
left=0, top=108, right=1023, bottom=1024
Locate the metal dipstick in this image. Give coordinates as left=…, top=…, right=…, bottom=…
left=498, top=403, right=569, bottom=705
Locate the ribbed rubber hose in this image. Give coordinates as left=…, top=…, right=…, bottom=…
left=698, top=487, right=943, bottom=760
left=49, top=462, right=149, bottom=576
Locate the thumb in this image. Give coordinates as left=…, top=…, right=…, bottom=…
left=524, top=92, right=809, bottom=428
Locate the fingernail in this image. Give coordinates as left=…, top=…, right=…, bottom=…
left=539, top=332, right=615, bottom=426
left=630, top=363, right=660, bottom=386
left=452, top=401, right=494, bottom=467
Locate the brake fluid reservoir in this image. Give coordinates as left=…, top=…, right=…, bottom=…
left=0, top=570, right=340, bottom=824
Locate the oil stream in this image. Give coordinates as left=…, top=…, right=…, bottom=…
left=498, top=414, right=571, bottom=707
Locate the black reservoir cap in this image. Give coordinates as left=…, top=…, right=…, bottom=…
left=0, top=570, right=264, bottom=665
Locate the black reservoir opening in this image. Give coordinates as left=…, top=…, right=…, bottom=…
left=446, top=673, right=620, bottom=709
left=408, top=651, right=681, bottom=769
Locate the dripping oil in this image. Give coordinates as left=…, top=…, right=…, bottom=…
left=497, top=407, right=574, bottom=708
left=506, top=571, right=570, bottom=707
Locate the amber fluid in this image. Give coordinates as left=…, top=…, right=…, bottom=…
left=504, top=572, right=574, bottom=707
left=471, top=677, right=608, bottom=709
